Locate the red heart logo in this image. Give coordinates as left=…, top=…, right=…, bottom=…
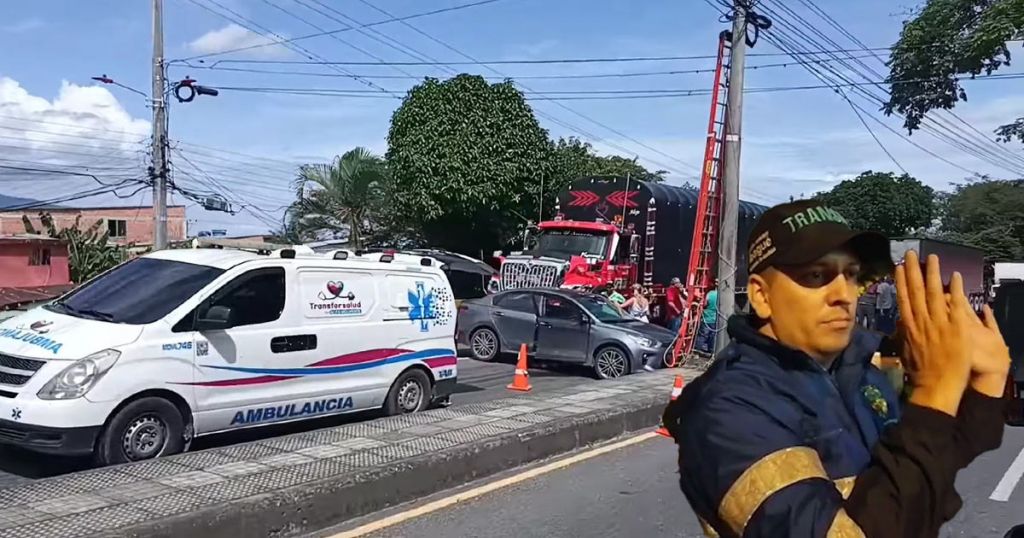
left=326, top=281, right=343, bottom=296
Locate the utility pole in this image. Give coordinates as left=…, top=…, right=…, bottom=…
left=151, top=0, right=168, bottom=250
left=715, top=1, right=749, bottom=353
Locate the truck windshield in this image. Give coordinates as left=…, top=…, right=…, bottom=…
left=534, top=229, right=610, bottom=260
left=45, top=257, right=224, bottom=325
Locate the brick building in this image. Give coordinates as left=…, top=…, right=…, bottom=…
left=0, top=234, right=74, bottom=316
left=0, top=205, right=187, bottom=246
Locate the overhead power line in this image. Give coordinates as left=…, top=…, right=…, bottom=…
left=202, top=48, right=901, bottom=67
left=176, top=0, right=514, bottom=61
left=340, top=0, right=702, bottom=177
left=186, top=0, right=400, bottom=97
left=204, top=72, right=1024, bottom=99
left=176, top=54, right=885, bottom=80
left=754, top=2, right=1023, bottom=178
left=0, top=113, right=147, bottom=136
left=789, top=0, right=1024, bottom=171
left=759, top=0, right=1024, bottom=175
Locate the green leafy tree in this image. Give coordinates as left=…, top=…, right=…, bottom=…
left=885, top=0, right=1024, bottom=140
left=815, top=171, right=936, bottom=236
left=386, top=74, right=552, bottom=253
left=22, top=213, right=130, bottom=283
left=939, top=178, right=1024, bottom=259
left=291, top=147, right=388, bottom=250
left=549, top=137, right=668, bottom=187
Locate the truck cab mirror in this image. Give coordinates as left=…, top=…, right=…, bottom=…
left=629, top=234, right=641, bottom=256
left=197, top=305, right=233, bottom=331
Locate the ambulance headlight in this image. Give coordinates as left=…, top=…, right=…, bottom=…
left=37, top=349, right=121, bottom=400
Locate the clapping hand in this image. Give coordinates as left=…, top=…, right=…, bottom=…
left=894, top=251, right=975, bottom=416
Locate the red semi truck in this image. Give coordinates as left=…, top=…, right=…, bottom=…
left=493, top=176, right=767, bottom=320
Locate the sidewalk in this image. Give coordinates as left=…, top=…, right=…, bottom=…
left=0, top=367, right=700, bottom=538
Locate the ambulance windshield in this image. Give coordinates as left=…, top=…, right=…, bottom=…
left=46, top=258, right=223, bottom=325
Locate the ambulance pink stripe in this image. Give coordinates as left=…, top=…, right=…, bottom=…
left=423, top=357, right=457, bottom=368
left=308, top=348, right=410, bottom=368
left=178, top=349, right=452, bottom=387
left=190, top=375, right=297, bottom=387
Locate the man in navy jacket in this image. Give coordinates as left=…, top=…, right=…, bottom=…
left=664, top=200, right=1009, bottom=538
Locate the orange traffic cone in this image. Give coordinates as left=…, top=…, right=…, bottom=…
left=656, top=374, right=685, bottom=438
left=507, top=343, right=532, bottom=392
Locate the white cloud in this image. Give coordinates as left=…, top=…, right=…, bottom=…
left=186, top=24, right=291, bottom=59
left=2, top=18, right=44, bottom=34
left=0, top=76, right=151, bottom=204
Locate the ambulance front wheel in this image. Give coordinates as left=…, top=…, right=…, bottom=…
left=94, top=397, right=186, bottom=466
left=384, top=369, right=431, bottom=416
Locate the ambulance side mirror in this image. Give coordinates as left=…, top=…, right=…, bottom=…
left=197, top=305, right=233, bottom=331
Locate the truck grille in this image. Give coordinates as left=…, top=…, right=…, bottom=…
left=500, top=260, right=561, bottom=290
left=0, top=353, right=44, bottom=387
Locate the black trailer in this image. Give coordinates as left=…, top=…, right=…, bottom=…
left=994, top=281, right=1024, bottom=425
left=556, top=176, right=768, bottom=288
left=889, top=238, right=986, bottom=297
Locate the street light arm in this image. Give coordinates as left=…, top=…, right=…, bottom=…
left=91, top=74, right=150, bottom=99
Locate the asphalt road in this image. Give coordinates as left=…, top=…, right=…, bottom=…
left=331, top=428, right=1024, bottom=538
left=0, top=353, right=603, bottom=486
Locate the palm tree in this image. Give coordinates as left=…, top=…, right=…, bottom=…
left=292, top=147, right=387, bottom=250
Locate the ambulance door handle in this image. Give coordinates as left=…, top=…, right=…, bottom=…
left=271, top=334, right=318, bottom=353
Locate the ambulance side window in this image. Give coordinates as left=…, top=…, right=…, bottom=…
left=173, top=267, right=286, bottom=332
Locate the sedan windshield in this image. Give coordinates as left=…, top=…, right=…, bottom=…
left=577, top=294, right=629, bottom=323
left=534, top=230, right=610, bottom=260
left=46, top=257, right=224, bottom=325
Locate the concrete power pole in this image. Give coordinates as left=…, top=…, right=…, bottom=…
left=151, top=0, right=169, bottom=250
left=714, top=2, right=749, bottom=353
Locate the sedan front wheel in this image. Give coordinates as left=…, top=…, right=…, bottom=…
left=593, top=346, right=629, bottom=379
left=469, top=327, right=499, bottom=362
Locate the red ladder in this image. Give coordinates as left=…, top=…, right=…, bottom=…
left=670, top=31, right=733, bottom=365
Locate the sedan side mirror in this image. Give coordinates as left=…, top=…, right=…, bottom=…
left=196, top=305, right=232, bottom=331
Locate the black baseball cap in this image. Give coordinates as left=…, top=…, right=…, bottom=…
left=747, top=200, right=893, bottom=276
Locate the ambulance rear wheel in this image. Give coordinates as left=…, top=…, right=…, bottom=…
left=95, top=397, right=186, bottom=466
left=384, top=369, right=431, bottom=416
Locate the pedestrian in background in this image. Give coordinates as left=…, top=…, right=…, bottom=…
left=604, top=283, right=626, bottom=305
left=857, top=278, right=877, bottom=328
left=874, top=275, right=897, bottom=334
left=665, top=277, right=685, bottom=333
left=621, top=283, right=651, bottom=322
left=696, top=280, right=718, bottom=353
left=664, top=200, right=1008, bottom=538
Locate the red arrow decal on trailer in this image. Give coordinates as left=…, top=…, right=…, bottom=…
left=605, top=191, right=639, bottom=208
left=568, top=191, right=600, bottom=206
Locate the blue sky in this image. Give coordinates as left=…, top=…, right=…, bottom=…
left=1, top=0, right=1022, bottom=237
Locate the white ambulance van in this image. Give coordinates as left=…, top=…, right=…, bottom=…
left=0, top=246, right=457, bottom=465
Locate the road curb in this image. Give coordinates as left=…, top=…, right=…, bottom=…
left=101, top=394, right=668, bottom=538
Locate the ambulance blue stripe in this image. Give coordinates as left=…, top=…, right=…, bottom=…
left=203, top=348, right=455, bottom=376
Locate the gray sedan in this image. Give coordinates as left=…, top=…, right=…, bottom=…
left=456, top=288, right=675, bottom=379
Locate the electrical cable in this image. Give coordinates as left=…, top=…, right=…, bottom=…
left=187, top=0, right=400, bottom=97
left=175, top=0, right=514, bottom=62
left=761, top=0, right=1024, bottom=174
left=176, top=53, right=885, bottom=80
left=757, top=0, right=1024, bottom=177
